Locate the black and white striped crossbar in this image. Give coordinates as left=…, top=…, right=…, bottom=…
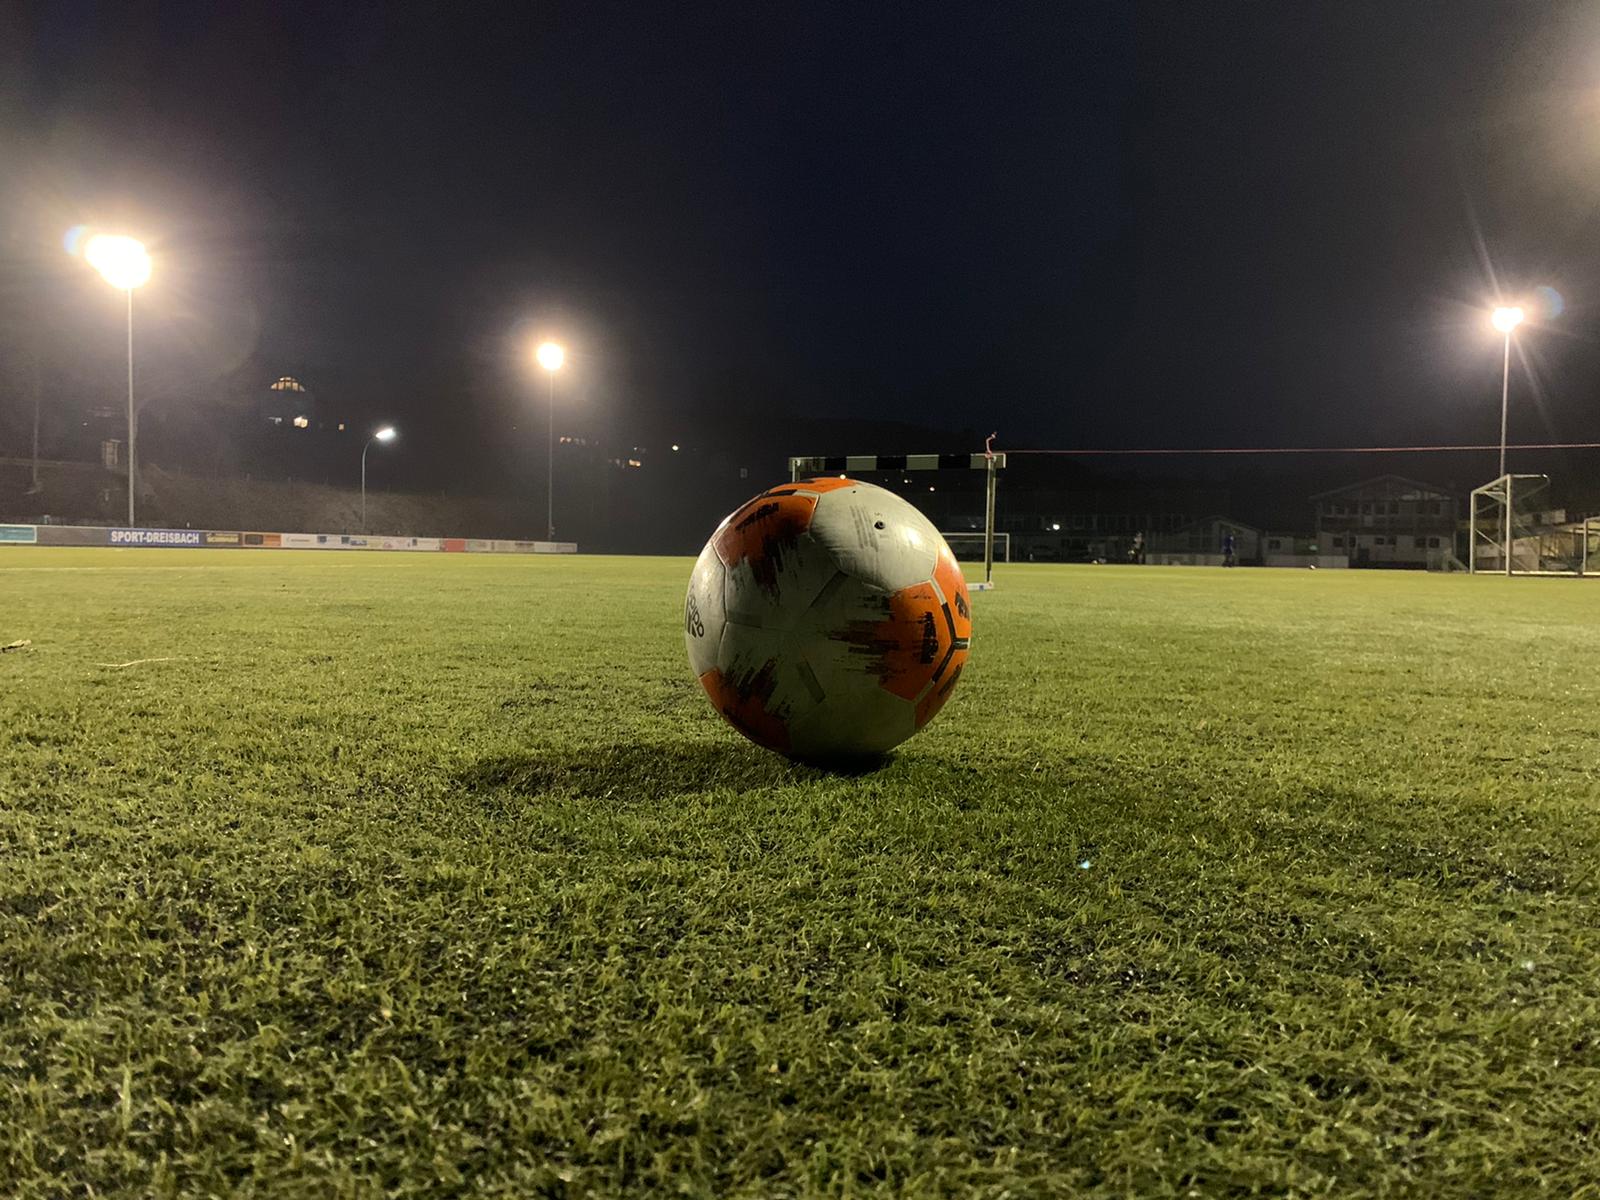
left=788, top=452, right=1005, bottom=477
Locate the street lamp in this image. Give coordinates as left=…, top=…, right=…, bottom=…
left=361, top=426, right=396, bottom=533
left=82, top=234, right=151, bottom=526
left=1490, top=305, right=1525, bottom=478
left=536, top=340, right=565, bottom=541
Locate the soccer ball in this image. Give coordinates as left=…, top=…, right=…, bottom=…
left=684, top=477, right=972, bottom=761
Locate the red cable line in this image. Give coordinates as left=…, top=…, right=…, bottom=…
left=1004, top=442, right=1600, bottom=456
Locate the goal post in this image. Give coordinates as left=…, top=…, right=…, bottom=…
left=1469, top=473, right=1598, bottom=577
left=787, top=451, right=1006, bottom=588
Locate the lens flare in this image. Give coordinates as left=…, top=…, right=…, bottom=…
left=1534, top=285, right=1565, bottom=320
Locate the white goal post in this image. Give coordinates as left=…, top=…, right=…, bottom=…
left=1470, top=473, right=1599, bottom=577
left=787, top=450, right=1006, bottom=588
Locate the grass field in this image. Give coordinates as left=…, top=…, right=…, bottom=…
left=3, top=548, right=1599, bottom=1197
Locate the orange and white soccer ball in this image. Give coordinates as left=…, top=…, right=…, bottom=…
left=685, top=477, right=972, bottom=761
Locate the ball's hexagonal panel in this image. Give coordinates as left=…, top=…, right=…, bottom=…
left=714, top=485, right=830, bottom=630
left=698, top=622, right=803, bottom=754
left=683, top=540, right=727, bottom=678
left=786, top=679, right=916, bottom=761
left=808, top=480, right=940, bottom=593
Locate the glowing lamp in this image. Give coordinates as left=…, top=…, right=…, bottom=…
left=84, top=235, right=151, bottom=291
left=1491, top=306, right=1524, bottom=334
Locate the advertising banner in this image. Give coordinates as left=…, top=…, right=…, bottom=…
left=381, top=536, right=441, bottom=551
left=36, top=526, right=108, bottom=547
left=110, top=528, right=203, bottom=547
left=4, top=525, right=574, bottom=554
left=460, top=538, right=574, bottom=554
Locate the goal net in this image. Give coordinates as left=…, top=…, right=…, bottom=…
left=1470, top=474, right=1597, bottom=576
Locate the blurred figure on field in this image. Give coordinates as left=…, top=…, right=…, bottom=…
left=1129, top=531, right=1145, bottom=564
left=1222, top=531, right=1237, bottom=568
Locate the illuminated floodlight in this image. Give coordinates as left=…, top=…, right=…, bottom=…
left=1490, top=306, right=1524, bottom=334
left=84, top=234, right=151, bottom=290
left=536, top=341, right=565, bottom=371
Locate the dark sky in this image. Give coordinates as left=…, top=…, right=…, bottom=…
left=4, top=1, right=1600, bottom=491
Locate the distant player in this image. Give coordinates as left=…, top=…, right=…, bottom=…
left=1222, top=531, right=1236, bottom=568
left=1129, top=531, right=1145, bottom=564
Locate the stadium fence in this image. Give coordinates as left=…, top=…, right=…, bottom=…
left=0, top=523, right=577, bottom=554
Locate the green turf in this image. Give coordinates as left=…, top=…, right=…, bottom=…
left=2, top=549, right=1598, bottom=1197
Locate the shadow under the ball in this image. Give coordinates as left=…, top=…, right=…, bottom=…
left=455, top=739, right=845, bottom=804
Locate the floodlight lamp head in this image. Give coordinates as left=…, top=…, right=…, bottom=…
left=374, top=426, right=397, bottom=442
left=536, top=341, right=565, bottom=372
left=1491, top=306, right=1525, bottom=334
left=84, top=234, right=151, bottom=290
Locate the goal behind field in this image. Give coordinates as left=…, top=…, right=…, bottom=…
left=1469, top=473, right=1600, bottom=576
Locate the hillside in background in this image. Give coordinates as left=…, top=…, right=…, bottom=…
left=0, top=459, right=532, bottom=541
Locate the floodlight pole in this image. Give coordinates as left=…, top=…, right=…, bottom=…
left=547, top=369, right=556, bottom=542
left=27, top=321, right=41, bottom=494
left=30, top=382, right=40, bottom=493
left=1498, top=330, right=1512, bottom=479
left=126, top=288, right=136, bottom=527
left=361, top=436, right=378, bottom=533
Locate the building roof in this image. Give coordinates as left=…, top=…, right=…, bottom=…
left=1309, top=474, right=1455, bottom=502
left=1173, top=514, right=1262, bottom=535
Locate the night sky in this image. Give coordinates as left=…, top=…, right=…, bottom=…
left=4, top=2, right=1600, bottom=498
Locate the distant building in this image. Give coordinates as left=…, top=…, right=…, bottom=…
left=1148, top=516, right=1262, bottom=566
left=260, top=376, right=317, bottom=428
left=1312, top=475, right=1458, bottom=568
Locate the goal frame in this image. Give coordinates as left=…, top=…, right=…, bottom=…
left=1469, top=473, right=1597, bottom=577
left=787, top=451, right=1006, bottom=588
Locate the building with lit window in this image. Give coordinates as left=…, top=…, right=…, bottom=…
left=1312, top=475, right=1458, bottom=568
left=260, top=376, right=317, bottom=428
